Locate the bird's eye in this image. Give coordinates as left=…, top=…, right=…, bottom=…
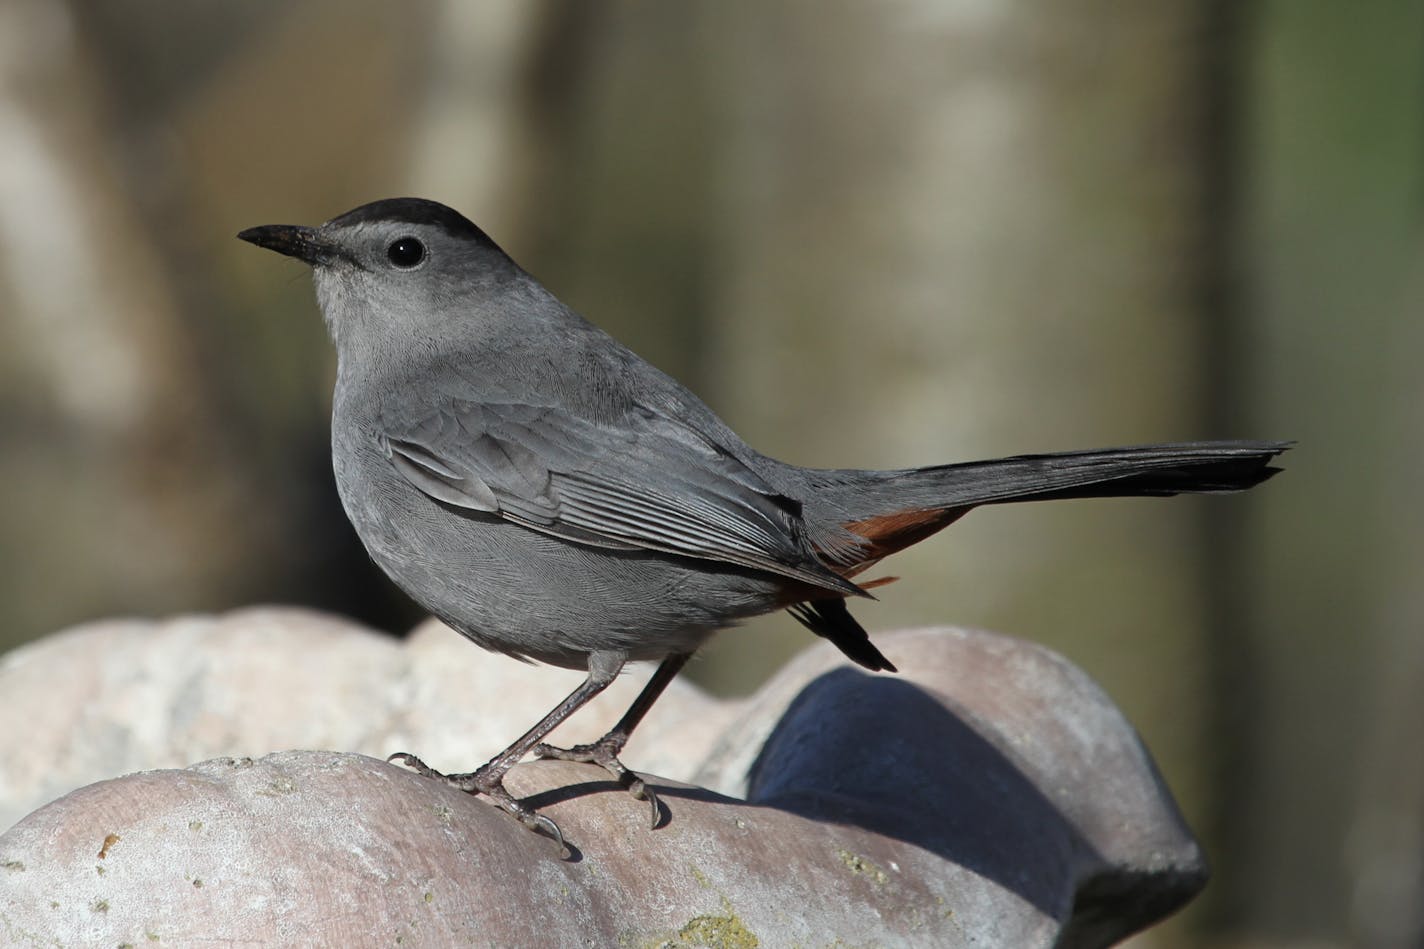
left=386, top=237, right=426, bottom=269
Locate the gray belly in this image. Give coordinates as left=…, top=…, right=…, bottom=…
left=335, top=452, right=784, bottom=670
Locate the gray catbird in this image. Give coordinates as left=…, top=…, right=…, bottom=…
left=239, top=197, right=1287, bottom=848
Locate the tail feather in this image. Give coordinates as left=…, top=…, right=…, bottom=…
left=816, top=440, right=1290, bottom=521
left=959, top=441, right=1289, bottom=504
left=788, top=598, right=897, bottom=672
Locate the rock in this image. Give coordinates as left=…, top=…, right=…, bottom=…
left=701, top=627, right=1208, bottom=947
left=0, top=610, right=1205, bottom=946
left=0, top=607, right=731, bottom=833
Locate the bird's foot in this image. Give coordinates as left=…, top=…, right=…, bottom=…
left=386, top=751, right=568, bottom=857
left=533, top=734, right=661, bottom=829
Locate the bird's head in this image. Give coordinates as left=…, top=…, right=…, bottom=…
left=239, top=198, right=529, bottom=357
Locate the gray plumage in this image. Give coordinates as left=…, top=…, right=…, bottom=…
left=239, top=197, right=1288, bottom=848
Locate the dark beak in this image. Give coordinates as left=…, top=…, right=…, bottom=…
left=237, top=224, right=338, bottom=266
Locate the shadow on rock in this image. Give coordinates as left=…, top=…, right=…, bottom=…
left=743, top=668, right=1202, bottom=944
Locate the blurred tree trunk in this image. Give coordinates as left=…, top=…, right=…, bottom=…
left=0, top=0, right=248, bottom=646
left=509, top=1, right=722, bottom=390
left=406, top=0, right=550, bottom=250
left=1244, top=1, right=1424, bottom=944
left=695, top=1, right=1233, bottom=940
left=0, top=0, right=487, bottom=650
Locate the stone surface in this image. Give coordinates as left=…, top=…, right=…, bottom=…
left=700, top=627, right=1208, bottom=947
left=0, top=610, right=1206, bottom=946
left=0, top=608, right=731, bottom=834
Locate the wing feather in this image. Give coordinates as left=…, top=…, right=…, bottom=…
left=380, top=400, right=863, bottom=597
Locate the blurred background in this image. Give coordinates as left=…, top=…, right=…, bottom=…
left=0, top=0, right=1418, bottom=945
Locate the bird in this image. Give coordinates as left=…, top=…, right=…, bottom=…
left=238, top=197, right=1288, bottom=850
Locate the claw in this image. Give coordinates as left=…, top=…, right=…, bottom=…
left=387, top=750, right=425, bottom=770
left=639, top=782, right=662, bottom=829
left=617, top=772, right=661, bottom=829
left=526, top=812, right=569, bottom=859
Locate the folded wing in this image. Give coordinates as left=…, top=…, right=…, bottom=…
left=381, top=400, right=863, bottom=597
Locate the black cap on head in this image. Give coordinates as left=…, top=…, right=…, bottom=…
left=327, top=198, right=503, bottom=250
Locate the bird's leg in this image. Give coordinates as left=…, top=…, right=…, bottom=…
left=534, top=652, right=692, bottom=828
left=388, top=651, right=625, bottom=854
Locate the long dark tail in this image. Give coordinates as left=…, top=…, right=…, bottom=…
left=787, top=440, right=1290, bottom=671
left=811, top=440, right=1290, bottom=524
